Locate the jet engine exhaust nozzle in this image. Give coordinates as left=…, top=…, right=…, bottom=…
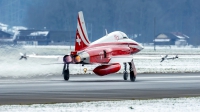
left=74, top=55, right=81, bottom=63
left=63, top=55, right=72, bottom=64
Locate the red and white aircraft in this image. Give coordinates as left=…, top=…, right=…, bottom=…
left=20, top=11, right=144, bottom=81
left=62, top=11, right=143, bottom=81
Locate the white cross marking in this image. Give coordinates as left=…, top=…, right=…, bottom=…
left=76, top=36, right=81, bottom=46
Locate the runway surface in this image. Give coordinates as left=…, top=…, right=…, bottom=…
left=0, top=73, right=200, bottom=105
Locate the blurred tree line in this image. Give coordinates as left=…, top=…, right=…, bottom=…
left=24, top=0, right=200, bottom=44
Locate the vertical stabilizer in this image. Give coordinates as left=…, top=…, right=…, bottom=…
left=75, top=11, right=90, bottom=51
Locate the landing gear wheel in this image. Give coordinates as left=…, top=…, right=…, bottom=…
left=123, top=71, right=128, bottom=80
left=129, top=61, right=136, bottom=82
left=123, top=63, right=128, bottom=80
left=63, top=69, right=70, bottom=81
left=130, top=71, right=136, bottom=82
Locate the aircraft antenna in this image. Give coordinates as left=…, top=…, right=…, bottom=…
left=105, top=29, right=108, bottom=36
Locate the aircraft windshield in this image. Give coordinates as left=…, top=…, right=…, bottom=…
left=123, top=37, right=128, bottom=39
left=120, top=32, right=129, bottom=39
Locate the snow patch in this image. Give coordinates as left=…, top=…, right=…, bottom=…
left=0, top=97, right=200, bottom=112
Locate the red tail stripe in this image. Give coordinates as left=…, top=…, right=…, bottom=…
left=78, top=15, right=90, bottom=44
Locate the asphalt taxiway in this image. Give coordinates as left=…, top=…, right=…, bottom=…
left=0, top=73, right=200, bottom=105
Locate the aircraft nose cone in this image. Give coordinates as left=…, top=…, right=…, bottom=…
left=138, top=43, right=144, bottom=51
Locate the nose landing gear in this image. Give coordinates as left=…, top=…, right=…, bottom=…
left=123, top=59, right=136, bottom=82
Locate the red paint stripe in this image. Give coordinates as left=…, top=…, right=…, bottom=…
left=78, top=15, right=90, bottom=44
left=89, top=42, right=138, bottom=48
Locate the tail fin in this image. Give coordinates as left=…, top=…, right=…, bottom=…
left=75, top=11, right=90, bottom=51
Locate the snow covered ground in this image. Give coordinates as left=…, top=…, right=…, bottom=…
left=0, top=45, right=200, bottom=78
left=0, top=97, right=200, bottom=112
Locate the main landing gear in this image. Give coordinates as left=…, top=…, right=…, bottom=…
left=123, top=60, right=136, bottom=82
left=123, top=63, right=128, bottom=80
left=63, top=64, right=70, bottom=81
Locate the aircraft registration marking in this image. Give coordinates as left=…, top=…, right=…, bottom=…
left=114, top=35, right=119, bottom=40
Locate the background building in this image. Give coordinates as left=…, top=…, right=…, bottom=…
left=154, top=32, right=189, bottom=46
left=15, top=30, right=50, bottom=45
left=15, top=30, right=75, bottom=45
left=0, top=30, right=13, bottom=44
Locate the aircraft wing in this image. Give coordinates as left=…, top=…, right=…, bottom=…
left=108, top=55, right=186, bottom=63
left=133, top=56, right=161, bottom=59
left=131, top=55, right=200, bottom=63
left=133, top=55, right=200, bottom=59
left=28, top=54, right=62, bottom=59
left=108, top=55, right=134, bottom=63
left=19, top=52, right=63, bottom=62
left=108, top=55, right=164, bottom=63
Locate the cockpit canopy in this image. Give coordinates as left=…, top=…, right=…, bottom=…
left=118, top=31, right=129, bottom=39
left=91, top=31, right=131, bottom=45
